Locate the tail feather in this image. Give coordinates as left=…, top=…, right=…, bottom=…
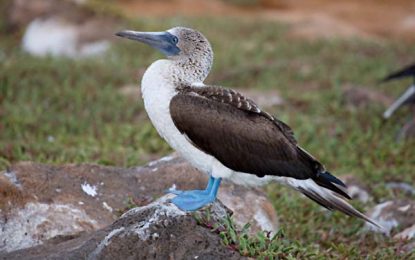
left=296, top=147, right=351, bottom=199
left=293, top=147, right=382, bottom=229
left=286, top=178, right=381, bottom=229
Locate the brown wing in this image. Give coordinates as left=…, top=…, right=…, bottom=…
left=170, top=86, right=322, bottom=179
left=179, top=85, right=298, bottom=145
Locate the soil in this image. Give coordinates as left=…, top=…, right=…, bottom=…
left=117, top=0, right=415, bottom=41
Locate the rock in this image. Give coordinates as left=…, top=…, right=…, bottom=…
left=341, top=175, right=371, bottom=203
left=2, top=195, right=245, bottom=259
left=0, top=154, right=278, bottom=253
left=5, top=0, right=120, bottom=58
left=386, top=182, right=415, bottom=196
left=365, top=200, right=415, bottom=238
left=218, top=184, right=279, bottom=235
left=22, top=17, right=111, bottom=58
left=395, top=224, right=415, bottom=240
left=341, top=85, right=393, bottom=108
left=0, top=202, right=99, bottom=253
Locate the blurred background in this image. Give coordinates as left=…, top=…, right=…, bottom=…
left=1, top=0, right=415, bottom=257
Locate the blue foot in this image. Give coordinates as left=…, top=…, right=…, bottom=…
left=166, top=176, right=215, bottom=196
left=168, top=189, right=207, bottom=197
left=170, top=177, right=222, bottom=211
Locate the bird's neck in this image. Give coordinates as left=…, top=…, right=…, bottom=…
left=141, top=52, right=213, bottom=101
left=173, top=54, right=213, bottom=84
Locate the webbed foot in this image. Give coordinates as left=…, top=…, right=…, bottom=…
left=169, top=176, right=222, bottom=211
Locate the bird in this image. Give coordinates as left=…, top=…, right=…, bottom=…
left=116, top=27, right=379, bottom=227
left=381, top=62, right=415, bottom=119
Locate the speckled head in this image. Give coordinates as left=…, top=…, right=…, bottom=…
left=116, top=27, right=214, bottom=83
left=115, top=27, right=213, bottom=62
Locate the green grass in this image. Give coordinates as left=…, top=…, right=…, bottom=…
left=194, top=208, right=320, bottom=259
left=1, top=11, right=415, bottom=258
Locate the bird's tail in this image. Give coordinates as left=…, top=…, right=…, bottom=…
left=282, top=177, right=382, bottom=229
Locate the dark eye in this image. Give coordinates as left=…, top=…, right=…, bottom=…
left=172, top=36, right=178, bottom=44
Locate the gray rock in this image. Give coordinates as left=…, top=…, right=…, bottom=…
left=22, top=17, right=111, bottom=58
left=5, top=0, right=119, bottom=58
left=386, top=182, right=415, bottom=196
left=395, top=224, right=415, bottom=240
left=341, top=175, right=372, bottom=203
left=0, top=154, right=278, bottom=253
left=1, top=195, right=245, bottom=260
left=365, top=200, right=415, bottom=238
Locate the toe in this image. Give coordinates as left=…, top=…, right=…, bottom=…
left=171, top=194, right=216, bottom=211
left=171, top=197, right=205, bottom=211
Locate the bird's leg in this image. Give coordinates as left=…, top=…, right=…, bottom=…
left=170, top=177, right=222, bottom=211
left=167, top=175, right=214, bottom=196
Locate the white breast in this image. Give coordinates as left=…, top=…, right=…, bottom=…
left=141, top=60, right=214, bottom=174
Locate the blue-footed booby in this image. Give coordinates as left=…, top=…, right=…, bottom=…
left=116, top=27, right=379, bottom=227
left=381, top=62, right=415, bottom=119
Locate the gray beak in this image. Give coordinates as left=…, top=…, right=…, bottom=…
left=115, top=30, right=180, bottom=56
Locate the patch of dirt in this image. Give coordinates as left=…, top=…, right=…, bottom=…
left=117, top=0, right=415, bottom=41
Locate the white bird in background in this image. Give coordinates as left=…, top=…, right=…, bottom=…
left=116, top=27, right=379, bottom=227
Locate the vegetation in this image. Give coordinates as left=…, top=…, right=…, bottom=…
left=1, top=7, right=414, bottom=258
left=194, top=208, right=320, bottom=259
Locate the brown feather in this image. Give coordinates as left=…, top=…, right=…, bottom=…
left=170, top=85, right=322, bottom=179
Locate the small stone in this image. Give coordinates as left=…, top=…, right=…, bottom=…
left=151, top=233, right=160, bottom=240
left=163, top=219, right=170, bottom=227
left=386, top=182, right=415, bottom=196
left=365, top=200, right=415, bottom=237
left=341, top=175, right=372, bottom=203
left=394, top=224, right=415, bottom=240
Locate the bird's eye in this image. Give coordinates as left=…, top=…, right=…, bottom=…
left=172, top=36, right=178, bottom=44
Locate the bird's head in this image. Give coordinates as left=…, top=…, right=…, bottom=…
left=115, top=27, right=212, bottom=62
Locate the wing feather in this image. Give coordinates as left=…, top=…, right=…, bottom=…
left=170, top=86, right=319, bottom=179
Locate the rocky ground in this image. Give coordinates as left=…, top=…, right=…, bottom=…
left=1, top=155, right=414, bottom=258
left=3, top=195, right=244, bottom=260
left=0, top=155, right=278, bottom=257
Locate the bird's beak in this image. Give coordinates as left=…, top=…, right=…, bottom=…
left=383, top=85, right=415, bottom=119
left=115, top=30, right=180, bottom=56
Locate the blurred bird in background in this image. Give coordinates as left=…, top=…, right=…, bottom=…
left=381, top=63, right=415, bottom=140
